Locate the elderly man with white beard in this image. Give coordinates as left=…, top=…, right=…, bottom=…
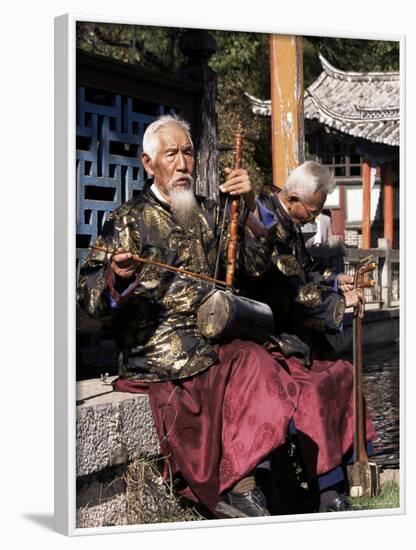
left=77, top=114, right=301, bottom=519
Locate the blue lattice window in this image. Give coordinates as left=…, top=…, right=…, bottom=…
left=76, top=85, right=177, bottom=276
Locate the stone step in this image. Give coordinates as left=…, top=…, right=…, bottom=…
left=76, top=378, right=199, bottom=527
left=76, top=376, right=160, bottom=478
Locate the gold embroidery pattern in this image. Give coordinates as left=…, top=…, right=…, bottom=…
left=162, top=281, right=200, bottom=313
left=297, top=282, right=322, bottom=308
left=322, top=268, right=333, bottom=281
left=275, top=223, right=290, bottom=243
left=119, top=225, right=139, bottom=253
left=140, top=264, right=163, bottom=290
left=179, top=351, right=217, bottom=377
left=143, top=207, right=172, bottom=240
left=277, top=255, right=303, bottom=278
left=87, top=235, right=108, bottom=262
left=145, top=332, right=189, bottom=373
left=333, top=297, right=346, bottom=327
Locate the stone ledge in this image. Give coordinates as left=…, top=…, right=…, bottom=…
left=342, top=307, right=400, bottom=327
left=76, top=377, right=160, bottom=478
left=380, top=468, right=400, bottom=486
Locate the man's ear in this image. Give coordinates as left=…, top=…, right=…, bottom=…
left=141, top=152, right=154, bottom=177
left=287, top=192, right=300, bottom=204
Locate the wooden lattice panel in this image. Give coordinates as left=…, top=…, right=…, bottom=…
left=76, top=85, right=175, bottom=275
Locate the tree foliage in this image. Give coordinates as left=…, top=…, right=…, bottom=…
left=76, top=22, right=186, bottom=72
left=209, top=30, right=272, bottom=187
left=305, top=36, right=399, bottom=80
left=76, top=23, right=399, bottom=188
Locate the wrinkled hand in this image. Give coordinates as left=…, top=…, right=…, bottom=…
left=220, top=167, right=257, bottom=212
left=337, top=273, right=354, bottom=294
left=344, top=288, right=365, bottom=309
left=110, top=247, right=138, bottom=279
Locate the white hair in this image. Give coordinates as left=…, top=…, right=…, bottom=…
left=142, top=114, right=193, bottom=160
left=284, top=161, right=335, bottom=201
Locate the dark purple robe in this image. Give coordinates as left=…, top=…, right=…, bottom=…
left=114, top=339, right=376, bottom=516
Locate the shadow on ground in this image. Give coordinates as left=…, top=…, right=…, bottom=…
left=23, top=514, right=54, bottom=531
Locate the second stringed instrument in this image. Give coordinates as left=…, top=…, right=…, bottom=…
left=347, top=256, right=381, bottom=498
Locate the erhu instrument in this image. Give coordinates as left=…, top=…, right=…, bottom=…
left=347, top=256, right=381, bottom=498
left=196, top=123, right=274, bottom=344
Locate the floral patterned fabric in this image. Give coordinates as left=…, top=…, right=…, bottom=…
left=113, top=340, right=300, bottom=514
left=114, top=340, right=375, bottom=515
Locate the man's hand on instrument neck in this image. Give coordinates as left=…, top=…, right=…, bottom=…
left=220, top=167, right=259, bottom=218
left=337, top=273, right=354, bottom=294
left=344, top=288, right=365, bottom=310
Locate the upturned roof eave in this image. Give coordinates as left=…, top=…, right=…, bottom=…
left=318, top=53, right=399, bottom=81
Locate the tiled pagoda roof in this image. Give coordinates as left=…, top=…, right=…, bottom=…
left=246, top=54, right=400, bottom=147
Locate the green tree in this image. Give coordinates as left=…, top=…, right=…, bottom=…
left=210, top=30, right=272, bottom=188
left=76, top=23, right=399, bottom=187
left=305, top=36, right=399, bottom=83
left=76, top=22, right=186, bottom=71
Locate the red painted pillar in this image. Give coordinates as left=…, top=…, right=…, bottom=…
left=382, top=161, right=394, bottom=247
left=362, top=160, right=372, bottom=249
left=331, top=185, right=345, bottom=238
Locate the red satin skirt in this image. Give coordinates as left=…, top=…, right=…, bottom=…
left=114, top=339, right=376, bottom=514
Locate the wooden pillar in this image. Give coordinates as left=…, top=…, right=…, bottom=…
left=362, top=159, right=372, bottom=249
left=269, top=35, right=304, bottom=188
left=179, top=30, right=218, bottom=200
left=382, top=161, right=394, bottom=247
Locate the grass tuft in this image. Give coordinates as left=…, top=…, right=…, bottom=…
left=351, top=481, right=400, bottom=511
left=124, top=456, right=207, bottom=524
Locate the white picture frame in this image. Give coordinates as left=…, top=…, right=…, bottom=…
left=54, top=13, right=406, bottom=537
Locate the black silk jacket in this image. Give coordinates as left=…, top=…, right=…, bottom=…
left=243, top=186, right=346, bottom=359
left=77, top=187, right=273, bottom=382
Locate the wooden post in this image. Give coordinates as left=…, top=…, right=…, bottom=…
left=269, top=35, right=304, bottom=188
left=362, top=159, right=372, bottom=249
left=378, top=238, right=392, bottom=309
left=382, top=161, right=394, bottom=248
left=179, top=30, right=219, bottom=200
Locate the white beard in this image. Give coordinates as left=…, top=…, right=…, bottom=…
left=168, top=177, right=197, bottom=229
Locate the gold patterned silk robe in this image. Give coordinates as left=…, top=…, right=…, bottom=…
left=77, top=187, right=273, bottom=382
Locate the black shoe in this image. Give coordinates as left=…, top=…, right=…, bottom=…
left=318, top=492, right=352, bottom=513
left=215, top=486, right=271, bottom=518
